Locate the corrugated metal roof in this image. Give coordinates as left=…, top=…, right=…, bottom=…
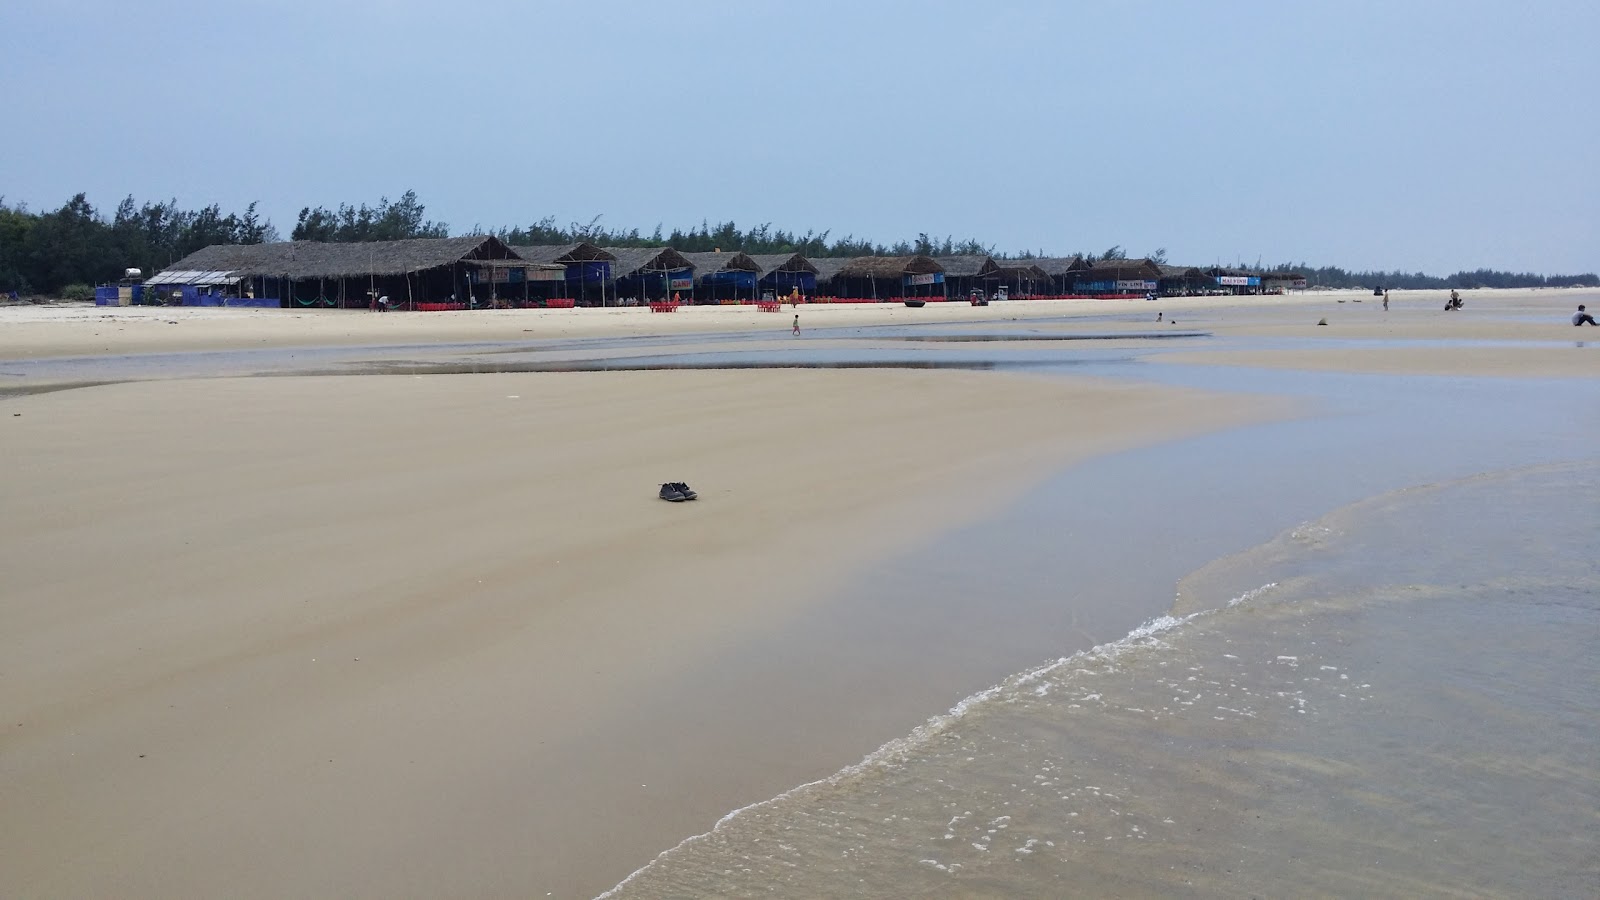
left=144, top=269, right=242, bottom=287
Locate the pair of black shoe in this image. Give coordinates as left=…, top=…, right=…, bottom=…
left=659, top=482, right=698, bottom=502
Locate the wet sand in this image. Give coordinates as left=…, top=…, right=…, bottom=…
left=0, top=368, right=1277, bottom=898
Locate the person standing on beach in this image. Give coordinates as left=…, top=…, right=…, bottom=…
left=793, top=314, right=801, bottom=336
left=1574, top=305, right=1598, bottom=326
left=1383, top=289, right=1389, bottom=311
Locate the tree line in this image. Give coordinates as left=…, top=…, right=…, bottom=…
left=2, top=191, right=1592, bottom=297
left=1, top=194, right=276, bottom=298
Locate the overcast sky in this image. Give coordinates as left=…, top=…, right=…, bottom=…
left=2, top=0, right=1595, bottom=273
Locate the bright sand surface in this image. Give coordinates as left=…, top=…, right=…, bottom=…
left=1, top=286, right=1594, bottom=897
left=2, top=367, right=1279, bottom=898
left=4, top=287, right=1596, bottom=379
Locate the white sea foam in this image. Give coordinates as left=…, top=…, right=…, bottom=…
left=598, top=582, right=1281, bottom=898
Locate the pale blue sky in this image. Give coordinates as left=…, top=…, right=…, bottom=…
left=2, top=0, right=1595, bottom=273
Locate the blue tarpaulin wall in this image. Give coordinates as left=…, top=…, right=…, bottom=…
left=701, top=271, right=759, bottom=290
left=616, top=270, right=692, bottom=299
left=94, top=284, right=144, bottom=305
left=1073, top=280, right=1125, bottom=293
left=565, top=261, right=611, bottom=284
left=760, top=271, right=816, bottom=295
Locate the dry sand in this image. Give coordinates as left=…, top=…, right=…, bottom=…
left=1, top=286, right=1593, bottom=897
left=4, top=286, right=1594, bottom=376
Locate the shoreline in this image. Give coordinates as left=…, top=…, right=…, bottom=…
left=2, top=287, right=1594, bottom=363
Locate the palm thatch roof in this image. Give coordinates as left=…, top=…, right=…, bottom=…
left=993, top=261, right=1050, bottom=279
left=512, top=242, right=615, bottom=264
left=1087, top=258, right=1163, bottom=278
left=602, top=246, right=693, bottom=277
left=836, top=255, right=944, bottom=278
left=160, top=236, right=519, bottom=280
left=748, top=253, right=818, bottom=275
left=1158, top=265, right=1204, bottom=278
left=681, top=251, right=762, bottom=276
left=933, top=255, right=998, bottom=278
left=1028, top=256, right=1089, bottom=276
left=808, top=257, right=854, bottom=282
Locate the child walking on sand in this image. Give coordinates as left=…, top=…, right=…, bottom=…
left=792, top=314, right=801, bottom=336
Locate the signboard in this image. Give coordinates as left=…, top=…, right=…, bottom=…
left=1292, top=278, right=1308, bottom=288
left=1117, top=279, right=1157, bottom=291
left=1217, top=275, right=1256, bottom=287
left=907, top=273, right=940, bottom=286
left=668, top=276, right=694, bottom=291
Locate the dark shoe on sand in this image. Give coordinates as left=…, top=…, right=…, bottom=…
left=673, top=481, right=698, bottom=500
left=659, top=483, right=685, bottom=502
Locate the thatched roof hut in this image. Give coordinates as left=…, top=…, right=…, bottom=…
left=1027, top=256, right=1088, bottom=277
left=511, top=242, right=615, bottom=265
left=828, top=255, right=945, bottom=299
left=1087, top=258, right=1163, bottom=279
left=808, top=257, right=853, bottom=284
left=747, top=253, right=819, bottom=276
left=933, top=255, right=998, bottom=278
left=993, top=261, right=1049, bottom=279
left=162, top=235, right=520, bottom=280
left=836, top=255, right=943, bottom=279
left=681, top=251, right=761, bottom=277
left=602, top=247, right=694, bottom=278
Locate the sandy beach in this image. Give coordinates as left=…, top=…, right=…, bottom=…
left=2, top=287, right=1596, bottom=897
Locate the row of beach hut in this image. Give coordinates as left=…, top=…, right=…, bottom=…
left=136, top=236, right=1302, bottom=309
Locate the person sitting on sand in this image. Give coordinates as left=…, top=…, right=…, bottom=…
left=1574, top=304, right=1598, bottom=326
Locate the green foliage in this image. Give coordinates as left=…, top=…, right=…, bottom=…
left=2, top=191, right=1593, bottom=296
left=494, top=216, right=991, bottom=259
left=1259, top=262, right=1597, bottom=290
left=0, top=193, right=282, bottom=295
left=59, top=283, right=93, bottom=301
left=292, top=191, right=447, bottom=242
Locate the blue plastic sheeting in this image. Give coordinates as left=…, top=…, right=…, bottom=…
left=1074, top=280, right=1122, bottom=293
left=565, top=261, right=611, bottom=283
left=94, top=284, right=144, bottom=305
left=759, top=271, right=816, bottom=294
left=182, top=295, right=280, bottom=307
left=701, top=271, right=758, bottom=289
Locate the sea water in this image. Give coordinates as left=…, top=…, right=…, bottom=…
left=603, top=461, right=1600, bottom=898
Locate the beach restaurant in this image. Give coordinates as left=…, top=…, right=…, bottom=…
left=1205, top=266, right=1262, bottom=295
left=512, top=242, right=617, bottom=306
left=934, top=254, right=1000, bottom=300
left=152, top=236, right=549, bottom=309
left=828, top=255, right=946, bottom=300
left=681, top=251, right=763, bottom=303
left=1071, top=258, right=1163, bottom=296
left=603, top=247, right=696, bottom=304
left=750, top=252, right=819, bottom=299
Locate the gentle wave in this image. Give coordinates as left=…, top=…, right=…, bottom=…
left=598, top=582, right=1279, bottom=898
